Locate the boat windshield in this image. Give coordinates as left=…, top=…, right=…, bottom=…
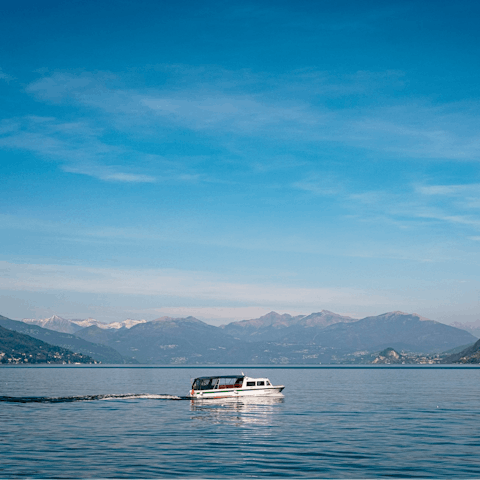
left=192, top=376, right=243, bottom=390
left=192, top=378, right=216, bottom=390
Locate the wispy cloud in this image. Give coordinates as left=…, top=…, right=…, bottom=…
left=25, top=69, right=480, bottom=162
left=140, top=94, right=317, bottom=133
left=343, top=180, right=480, bottom=238
left=414, top=182, right=480, bottom=224
left=62, top=163, right=156, bottom=183
left=0, top=116, right=154, bottom=183
left=0, top=116, right=202, bottom=184
left=3, top=68, right=480, bottom=208
left=351, top=105, right=480, bottom=160
left=0, top=67, right=13, bottom=82
left=0, top=260, right=386, bottom=309
left=292, top=173, right=344, bottom=196
left=413, top=211, right=480, bottom=229
left=415, top=182, right=480, bottom=201
left=27, top=71, right=322, bottom=135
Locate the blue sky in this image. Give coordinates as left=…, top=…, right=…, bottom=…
left=1, top=0, right=479, bottom=325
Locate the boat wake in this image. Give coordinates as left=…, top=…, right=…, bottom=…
left=0, top=393, right=190, bottom=403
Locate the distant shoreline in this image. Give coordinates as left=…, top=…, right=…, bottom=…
left=3, top=364, right=480, bottom=369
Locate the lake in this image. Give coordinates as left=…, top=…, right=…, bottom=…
left=1, top=366, right=480, bottom=478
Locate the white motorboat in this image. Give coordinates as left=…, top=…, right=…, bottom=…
left=189, top=374, right=284, bottom=399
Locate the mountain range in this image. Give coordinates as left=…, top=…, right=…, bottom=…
left=1, top=310, right=476, bottom=364
left=22, top=315, right=146, bottom=334
left=220, top=310, right=358, bottom=342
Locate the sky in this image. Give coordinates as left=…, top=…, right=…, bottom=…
left=1, top=0, right=479, bottom=325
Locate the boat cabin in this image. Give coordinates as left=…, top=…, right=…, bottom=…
left=191, top=375, right=275, bottom=391
left=192, top=376, right=244, bottom=391
left=244, top=378, right=272, bottom=387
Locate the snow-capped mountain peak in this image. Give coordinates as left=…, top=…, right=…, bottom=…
left=71, top=318, right=147, bottom=329
left=21, top=315, right=80, bottom=334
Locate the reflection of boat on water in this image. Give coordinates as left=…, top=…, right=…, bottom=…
left=190, top=395, right=284, bottom=426
left=191, top=395, right=285, bottom=408
left=190, top=374, right=284, bottom=399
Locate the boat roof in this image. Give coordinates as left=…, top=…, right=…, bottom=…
left=193, top=375, right=244, bottom=380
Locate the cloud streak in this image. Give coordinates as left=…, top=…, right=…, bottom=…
left=0, top=116, right=203, bottom=184
left=0, top=261, right=386, bottom=309
left=1, top=68, right=477, bottom=192
left=0, top=67, right=13, bottom=82
left=24, top=69, right=480, bottom=162
left=0, top=116, right=157, bottom=183
left=346, top=184, right=480, bottom=233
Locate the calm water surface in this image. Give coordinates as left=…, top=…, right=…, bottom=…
left=1, top=366, right=480, bottom=478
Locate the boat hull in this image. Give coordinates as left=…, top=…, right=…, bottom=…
left=190, top=386, right=284, bottom=399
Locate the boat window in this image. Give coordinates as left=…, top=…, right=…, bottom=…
left=266, top=381, right=271, bottom=386
left=257, top=381, right=265, bottom=386
left=193, top=378, right=218, bottom=390
left=246, top=381, right=255, bottom=386
left=218, top=377, right=243, bottom=389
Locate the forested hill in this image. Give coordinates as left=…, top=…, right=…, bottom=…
left=442, top=339, right=480, bottom=364
left=0, top=325, right=96, bottom=364
left=0, top=315, right=129, bottom=364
